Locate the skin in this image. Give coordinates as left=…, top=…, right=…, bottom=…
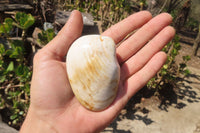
left=20, top=10, right=175, bottom=133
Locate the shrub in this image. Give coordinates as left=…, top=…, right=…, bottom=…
left=0, top=12, right=34, bottom=129
left=64, top=0, right=132, bottom=30
left=38, top=28, right=56, bottom=46
left=147, top=35, right=190, bottom=94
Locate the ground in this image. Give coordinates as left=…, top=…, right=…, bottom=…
left=177, top=30, right=200, bottom=69
left=101, top=30, right=200, bottom=133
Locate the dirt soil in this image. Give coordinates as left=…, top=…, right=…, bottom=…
left=101, top=30, right=200, bottom=133
left=176, top=30, right=200, bottom=69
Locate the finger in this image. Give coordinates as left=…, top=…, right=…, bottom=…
left=121, top=26, right=175, bottom=80
left=124, top=51, right=167, bottom=100
left=102, top=11, right=152, bottom=44
left=106, top=52, right=167, bottom=114
left=117, top=13, right=173, bottom=64
left=42, top=10, right=83, bottom=60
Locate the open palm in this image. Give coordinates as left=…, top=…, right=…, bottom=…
left=20, top=10, right=175, bottom=133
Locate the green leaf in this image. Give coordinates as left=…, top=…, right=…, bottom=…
left=15, top=12, right=22, bottom=23
left=23, top=14, right=35, bottom=29
left=10, top=114, right=18, bottom=120
left=12, top=40, right=24, bottom=48
left=12, top=119, right=18, bottom=125
left=163, top=64, right=168, bottom=69
left=171, top=49, right=178, bottom=57
left=183, top=55, right=191, bottom=61
left=173, top=42, right=181, bottom=50
left=0, top=60, right=4, bottom=67
left=0, top=96, right=5, bottom=108
left=0, top=24, right=4, bottom=33
left=5, top=18, right=13, bottom=24
left=5, top=49, right=13, bottom=56
left=161, top=68, right=167, bottom=75
left=0, top=62, right=4, bottom=69
left=0, top=23, right=12, bottom=34
left=16, top=65, right=24, bottom=76
left=38, top=28, right=56, bottom=45
left=46, top=29, right=56, bottom=42
left=184, top=69, right=190, bottom=76
left=0, top=75, right=6, bottom=83
left=0, top=18, right=13, bottom=34
left=13, top=99, right=21, bottom=108
left=14, top=12, right=35, bottom=30
left=0, top=43, right=5, bottom=54
left=179, top=63, right=186, bottom=69
left=8, top=40, right=24, bottom=59
left=25, top=83, right=30, bottom=95
left=6, top=61, right=14, bottom=72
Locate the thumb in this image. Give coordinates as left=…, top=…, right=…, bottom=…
left=44, top=10, right=83, bottom=60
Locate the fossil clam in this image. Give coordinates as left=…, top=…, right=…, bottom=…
left=66, top=35, right=120, bottom=111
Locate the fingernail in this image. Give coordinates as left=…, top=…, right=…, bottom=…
left=69, top=10, right=78, bottom=18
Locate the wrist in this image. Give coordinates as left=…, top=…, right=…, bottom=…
left=20, top=107, right=58, bottom=133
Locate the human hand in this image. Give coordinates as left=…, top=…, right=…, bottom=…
left=20, top=10, right=175, bottom=133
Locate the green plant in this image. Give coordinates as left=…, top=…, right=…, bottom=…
left=0, top=12, right=34, bottom=129
left=13, top=12, right=35, bottom=30
left=185, top=17, right=199, bottom=32
left=0, top=18, right=13, bottom=38
left=14, top=12, right=35, bottom=41
left=64, top=0, right=131, bottom=30
left=147, top=35, right=190, bottom=93
left=0, top=41, right=31, bottom=128
left=38, top=28, right=56, bottom=45
left=0, top=11, right=58, bottom=129
left=3, top=12, right=35, bottom=41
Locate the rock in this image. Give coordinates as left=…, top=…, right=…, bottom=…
left=0, top=0, right=33, bottom=11
left=0, top=0, right=9, bottom=4
left=0, top=0, right=33, bottom=5
left=191, top=0, right=200, bottom=22
left=54, top=10, right=100, bottom=35
left=82, top=23, right=100, bottom=35
left=43, top=22, right=54, bottom=31
left=55, top=10, right=94, bottom=26
left=0, top=115, right=18, bottom=133
left=0, top=4, right=33, bottom=11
